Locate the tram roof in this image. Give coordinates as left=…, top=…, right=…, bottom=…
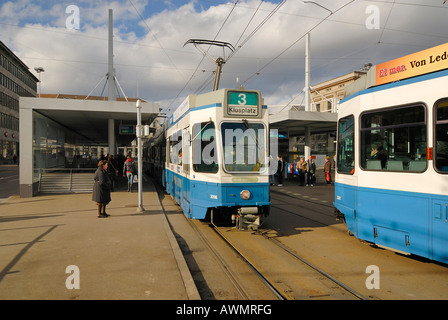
left=345, top=42, right=448, bottom=100
left=269, top=109, right=337, bottom=136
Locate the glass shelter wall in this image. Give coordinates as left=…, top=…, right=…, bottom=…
left=32, top=111, right=102, bottom=181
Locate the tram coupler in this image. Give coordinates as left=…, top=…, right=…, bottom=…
left=334, top=208, right=344, bottom=221
left=233, top=207, right=262, bottom=230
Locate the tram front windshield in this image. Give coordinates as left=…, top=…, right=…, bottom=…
left=221, top=122, right=266, bottom=172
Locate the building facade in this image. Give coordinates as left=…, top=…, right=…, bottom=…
left=310, top=71, right=366, bottom=113
left=0, top=41, right=38, bottom=163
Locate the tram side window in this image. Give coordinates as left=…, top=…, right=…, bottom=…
left=337, top=115, right=355, bottom=174
left=169, top=130, right=182, bottom=165
left=192, top=122, right=218, bottom=173
left=435, top=100, right=448, bottom=172
left=360, top=105, right=426, bottom=172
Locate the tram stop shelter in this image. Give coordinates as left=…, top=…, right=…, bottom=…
left=269, top=108, right=338, bottom=166
left=19, top=97, right=160, bottom=197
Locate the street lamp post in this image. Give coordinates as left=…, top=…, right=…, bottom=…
left=136, top=99, right=144, bottom=213
left=34, top=67, right=45, bottom=98
left=302, top=1, right=333, bottom=161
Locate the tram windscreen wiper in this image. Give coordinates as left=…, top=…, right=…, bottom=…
left=192, top=120, right=213, bottom=142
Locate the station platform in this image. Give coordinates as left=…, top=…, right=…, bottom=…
left=0, top=176, right=200, bottom=300
left=270, top=174, right=335, bottom=205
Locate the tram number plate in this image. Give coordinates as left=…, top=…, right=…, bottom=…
left=227, top=92, right=259, bottom=116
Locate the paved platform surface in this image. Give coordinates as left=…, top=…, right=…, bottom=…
left=270, top=173, right=335, bottom=205
left=0, top=167, right=336, bottom=300
left=0, top=177, right=199, bottom=300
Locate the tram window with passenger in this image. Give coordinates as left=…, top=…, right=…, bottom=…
left=435, top=99, right=448, bottom=172
left=337, top=115, right=355, bottom=174
left=360, top=105, right=427, bottom=172
left=192, top=121, right=218, bottom=173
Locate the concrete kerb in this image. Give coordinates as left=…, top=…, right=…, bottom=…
left=160, top=213, right=201, bottom=300
left=141, top=176, right=201, bottom=300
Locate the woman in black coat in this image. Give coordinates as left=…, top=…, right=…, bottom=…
left=92, top=160, right=112, bottom=218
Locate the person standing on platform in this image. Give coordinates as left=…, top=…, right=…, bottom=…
left=92, top=160, right=111, bottom=218
left=324, top=155, right=332, bottom=184
left=123, top=155, right=136, bottom=192
left=306, top=155, right=316, bottom=186
left=296, top=157, right=307, bottom=186
left=276, top=156, right=284, bottom=186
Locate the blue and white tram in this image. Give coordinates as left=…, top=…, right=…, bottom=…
left=145, top=121, right=166, bottom=187
left=164, top=88, right=270, bottom=229
left=334, top=44, right=448, bottom=264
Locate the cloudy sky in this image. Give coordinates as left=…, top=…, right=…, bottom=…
left=1, top=0, right=448, bottom=114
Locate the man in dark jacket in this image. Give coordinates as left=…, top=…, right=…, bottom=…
left=92, top=160, right=111, bottom=218
left=306, top=155, right=316, bottom=186
left=276, top=156, right=284, bottom=186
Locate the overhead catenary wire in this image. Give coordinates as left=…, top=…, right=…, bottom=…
left=191, top=0, right=287, bottom=95
left=377, top=0, right=396, bottom=44
left=233, top=0, right=264, bottom=50
left=164, top=0, right=242, bottom=113
left=227, top=0, right=287, bottom=61
left=4, top=1, right=447, bottom=109
left=128, top=0, right=192, bottom=94
left=240, top=0, right=355, bottom=87
left=6, top=1, right=446, bottom=87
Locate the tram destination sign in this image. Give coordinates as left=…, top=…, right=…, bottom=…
left=225, top=91, right=261, bottom=118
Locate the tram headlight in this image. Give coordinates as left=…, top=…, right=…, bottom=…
left=240, top=190, right=251, bottom=200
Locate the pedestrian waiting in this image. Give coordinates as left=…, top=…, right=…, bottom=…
left=92, top=160, right=112, bottom=218
left=306, top=156, right=316, bottom=186
left=296, top=157, right=307, bottom=186
left=123, top=155, right=137, bottom=192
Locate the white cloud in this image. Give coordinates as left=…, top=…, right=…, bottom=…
left=1, top=0, right=448, bottom=111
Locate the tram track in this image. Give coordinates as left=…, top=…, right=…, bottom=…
left=154, top=182, right=281, bottom=300
left=266, top=190, right=368, bottom=299
left=212, top=189, right=368, bottom=300
left=154, top=180, right=367, bottom=300
left=185, top=218, right=251, bottom=300
left=269, top=191, right=350, bottom=236
left=209, top=218, right=287, bottom=300
left=212, top=222, right=368, bottom=300
left=252, top=228, right=368, bottom=300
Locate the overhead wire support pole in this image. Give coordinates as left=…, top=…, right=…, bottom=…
left=136, top=99, right=144, bottom=213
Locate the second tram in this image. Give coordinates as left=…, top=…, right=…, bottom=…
left=334, top=43, right=448, bottom=264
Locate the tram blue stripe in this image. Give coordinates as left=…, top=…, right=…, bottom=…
left=334, top=182, right=448, bottom=263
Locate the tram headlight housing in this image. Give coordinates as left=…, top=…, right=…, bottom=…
left=240, top=190, right=251, bottom=200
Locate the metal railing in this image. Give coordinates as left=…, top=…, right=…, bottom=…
left=38, top=168, right=96, bottom=194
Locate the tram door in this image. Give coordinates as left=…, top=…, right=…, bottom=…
left=182, top=129, right=191, bottom=215
left=432, top=100, right=448, bottom=263
left=431, top=201, right=448, bottom=263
